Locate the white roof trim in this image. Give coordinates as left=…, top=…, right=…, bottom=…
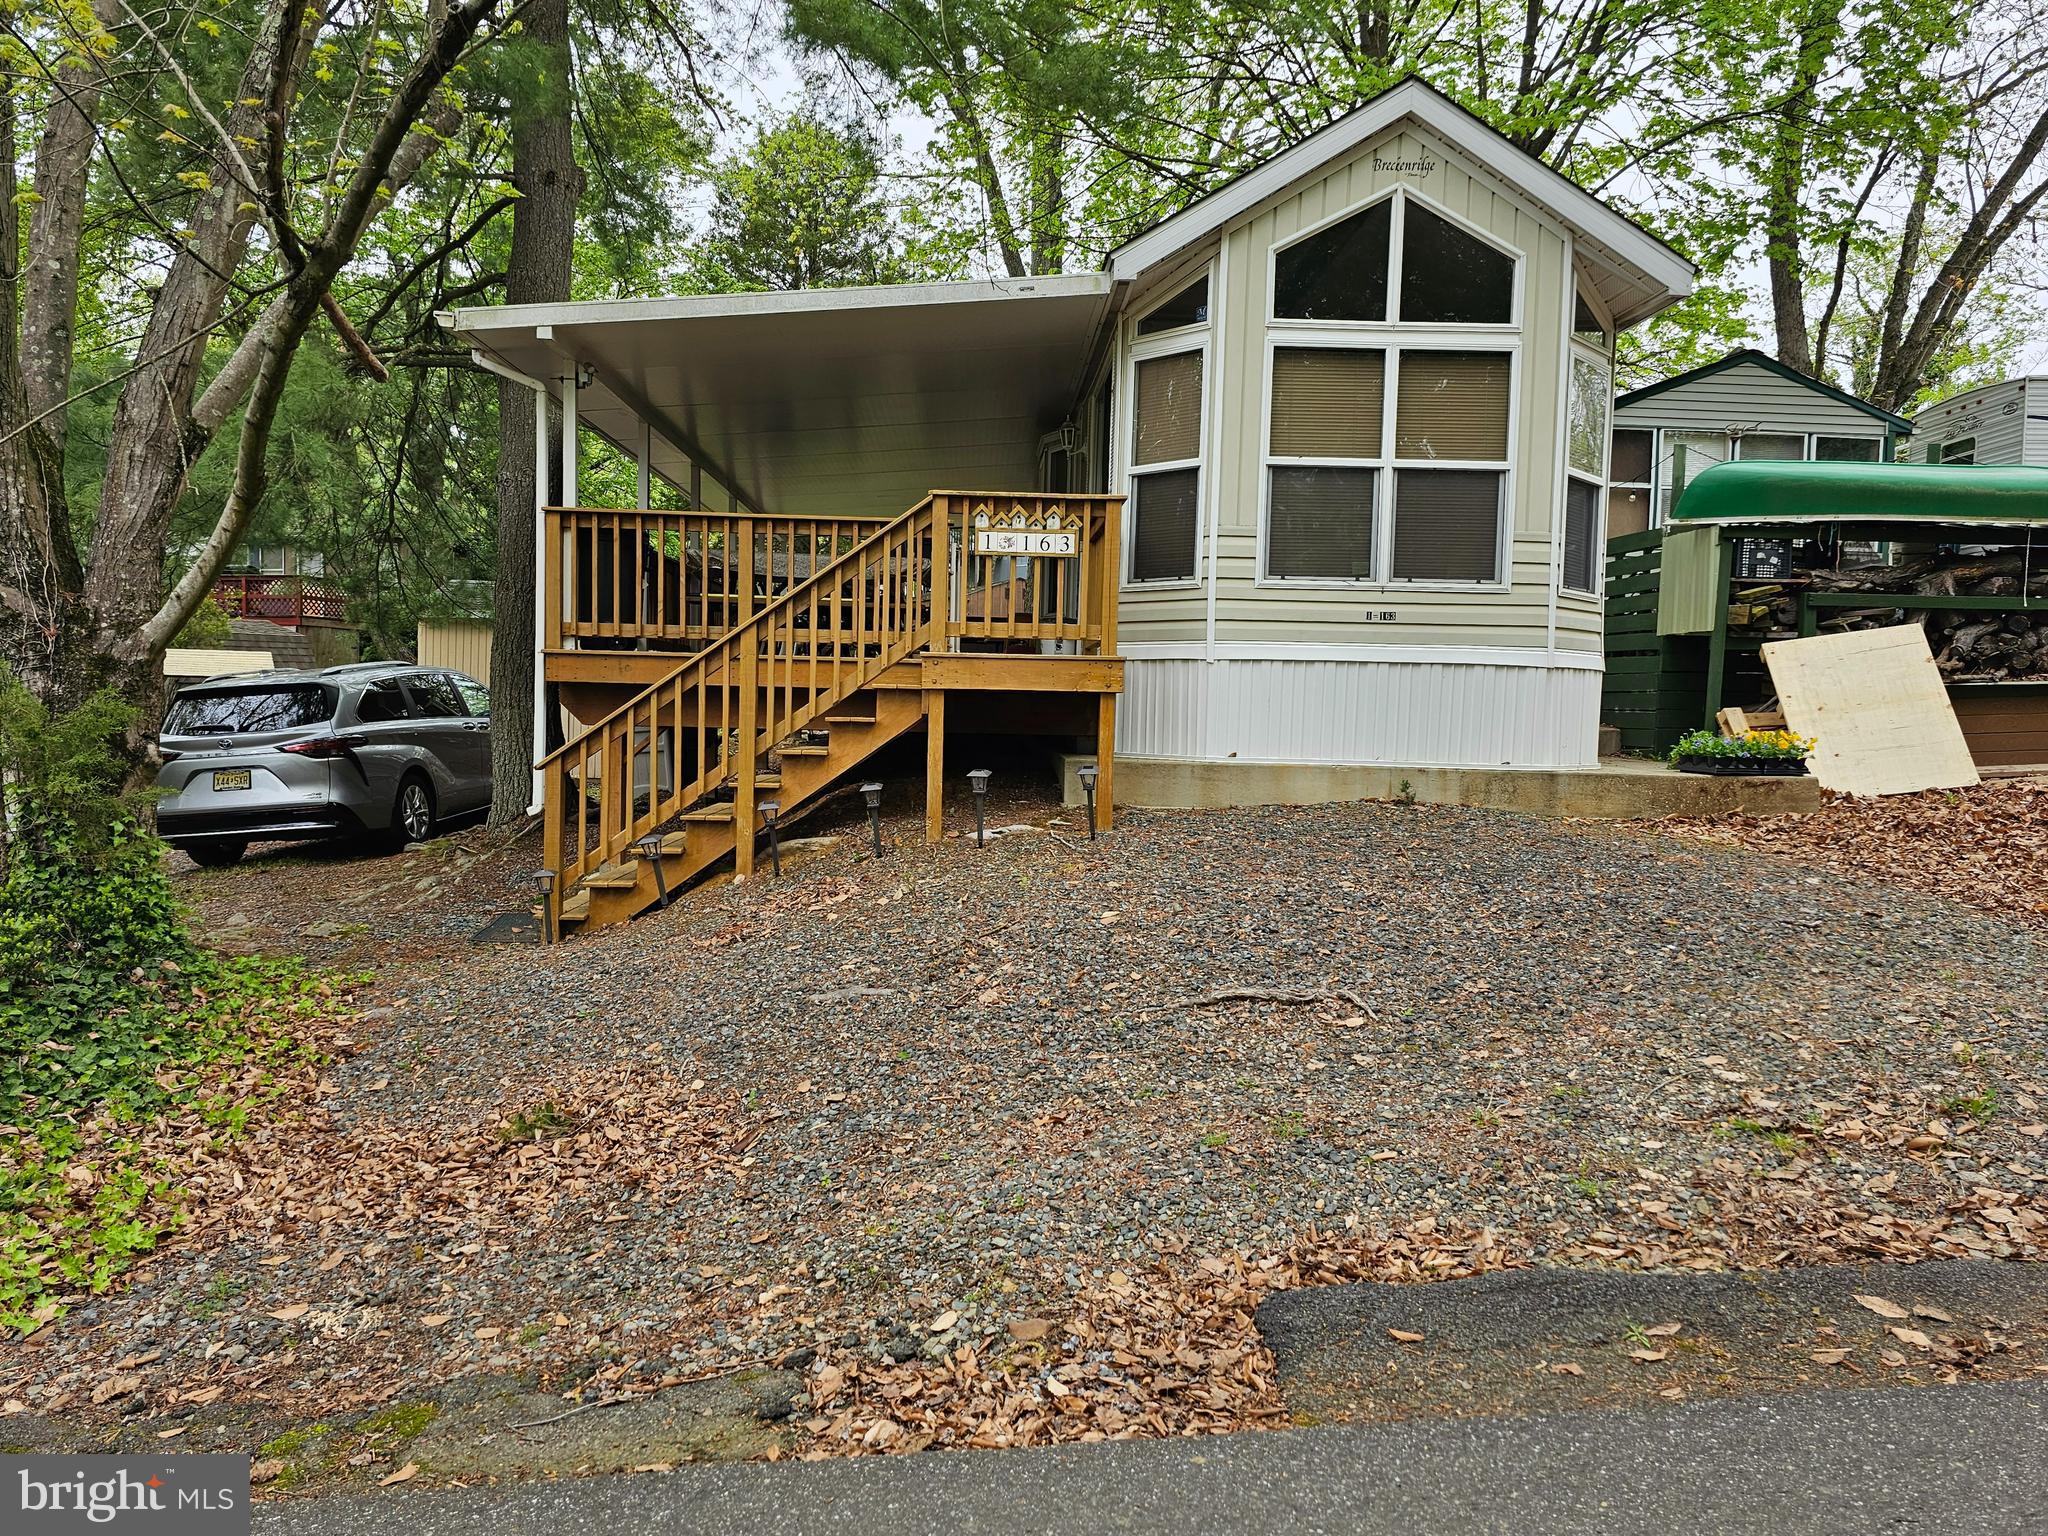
left=448, top=273, right=1113, bottom=337
left=1106, top=79, right=1693, bottom=312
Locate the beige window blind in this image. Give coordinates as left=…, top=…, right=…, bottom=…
left=1130, top=467, right=1200, bottom=581
left=1391, top=469, right=1502, bottom=582
left=1394, top=351, right=1510, bottom=461
left=1134, top=351, right=1204, bottom=465
left=1268, top=466, right=1376, bottom=579
left=1270, top=348, right=1384, bottom=458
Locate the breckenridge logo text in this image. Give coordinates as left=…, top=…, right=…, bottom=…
left=1373, top=154, right=1437, bottom=176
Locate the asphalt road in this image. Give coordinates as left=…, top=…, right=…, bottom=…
left=257, top=1378, right=2048, bottom=1536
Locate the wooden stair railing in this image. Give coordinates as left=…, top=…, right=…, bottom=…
left=539, top=496, right=940, bottom=894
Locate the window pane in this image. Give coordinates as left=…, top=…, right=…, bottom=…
left=1270, top=348, right=1384, bottom=458
left=1134, top=351, right=1203, bottom=465
left=1130, top=468, right=1199, bottom=581
left=1392, top=469, right=1501, bottom=582
left=1563, top=479, right=1600, bottom=592
left=1268, top=467, right=1375, bottom=579
left=1573, top=288, right=1608, bottom=348
left=1941, top=438, right=1976, bottom=464
left=454, top=677, right=491, bottom=716
left=356, top=680, right=414, bottom=723
left=1607, top=485, right=1651, bottom=539
left=1610, top=428, right=1653, bottom=485
left=164, top=685, right=335, bottom=735
left=1138, top=276, right=1208, bottom=335
left=1400, top=204, right=1514, bottom=324
left=1567, top=353, right=1610, bottom=476
left=1395, top=351, right=1510, bottom=460
left=1274, top=200, right=1391, bottom=322
left=1739, top=432, right=1805, bottom=461
left=1660, top=430, right=1729, bottom=519
left=1816, top=435, right=1882, bottom=462
left=410, top=674, right=465, bottom=718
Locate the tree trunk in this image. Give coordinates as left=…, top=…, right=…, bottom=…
left=487, top=0, right=580, bottom=825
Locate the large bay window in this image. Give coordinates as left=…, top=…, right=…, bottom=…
left=1125, top=273, right=1211, bottom=584
left=1262, top=190, right=1518, bottom=586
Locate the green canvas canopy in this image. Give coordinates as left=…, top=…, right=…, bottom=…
left=1670, top=460, right=2048, bottom=529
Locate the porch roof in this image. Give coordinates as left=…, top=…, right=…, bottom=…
left=448, top=275, right=1114, bottom=518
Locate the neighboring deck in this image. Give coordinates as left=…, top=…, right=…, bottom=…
left=536, top=491, right=1123, bottom=937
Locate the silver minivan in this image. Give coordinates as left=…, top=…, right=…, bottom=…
left=156, top=663, right=493, bottom=867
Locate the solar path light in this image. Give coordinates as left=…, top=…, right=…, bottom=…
left=860, top=782, right=885, bottom=858
left=635, top=833, right=671, bottom=909
left=1076, top=764, right=1098, bottom=841
left=532, top=868, right=558, bottom=944
left=761, top=800, right=782, bottom=877
left=966, top=768, right=992, bottom=846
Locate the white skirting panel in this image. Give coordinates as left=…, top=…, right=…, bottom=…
left=1117, top=657, right=1603, bottom=768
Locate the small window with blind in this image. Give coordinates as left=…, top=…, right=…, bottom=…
left=1562, top=479, right=1601, bottom=593
left=1816, top=435, right=1882, bottom=462
left=1264, top=347, right=1384, bottom=580
left=1128, top=348, right=1205, bottom=582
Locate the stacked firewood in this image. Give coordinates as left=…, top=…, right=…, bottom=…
left=1721, top=551, right=2048, bottom=679
left=1808, top=553, right=2048, bottom=681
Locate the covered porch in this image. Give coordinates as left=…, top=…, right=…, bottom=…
left=450, top=276, right=1127, bottom=934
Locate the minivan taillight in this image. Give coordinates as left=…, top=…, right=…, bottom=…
left=280, top=737, right=355, bottom=761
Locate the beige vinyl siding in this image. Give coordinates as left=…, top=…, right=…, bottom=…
left=1613, top=361, right=1892, bottom=440
left=1205, top=124, right=1571, bottom=649
left=1909, top=377, right=2037, bottom=466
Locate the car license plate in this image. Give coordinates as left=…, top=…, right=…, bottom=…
left=212, top=768, right=253, bottom=791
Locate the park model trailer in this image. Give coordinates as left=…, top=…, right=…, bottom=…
left=451, top=76, right=1696, bottom=936
left=1910, top=376, right=2048, bottom=468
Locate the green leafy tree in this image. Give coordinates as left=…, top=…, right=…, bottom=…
left=684, top=108, right=908, bottom=291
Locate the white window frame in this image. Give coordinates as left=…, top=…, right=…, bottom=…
left=1122, top=264, right=1214, bottom=590
left=1257, top=336, right=1518, bottom=590
left=1267, top=184, right=1525, bottom=335
left=1560, top=340, right=1611, bottom=596
left=1256, top=183, right=1522, bottom=591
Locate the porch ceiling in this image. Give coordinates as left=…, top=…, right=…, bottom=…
left=450, top=276, right=1115, bottom=518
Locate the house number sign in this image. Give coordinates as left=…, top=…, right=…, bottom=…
left=971, top=506, right=1081, bottom=557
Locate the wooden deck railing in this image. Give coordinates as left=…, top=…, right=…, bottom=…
left=539, top=490, right=1123, bottom=891
left=544, top=509, right=892, bottom=648
left=545, top=494, right=1125, bottom=653
left=213, top=574, right=350, bottom=627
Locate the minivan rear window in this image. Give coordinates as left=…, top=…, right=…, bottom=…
left=164, top=684, right=336, bottom=735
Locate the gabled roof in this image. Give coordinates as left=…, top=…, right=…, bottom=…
left=1617, top=348, right=1913, bottom=432
left=1104, top=76, right=1695, bottom=329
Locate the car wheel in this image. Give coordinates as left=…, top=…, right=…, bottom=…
left=186, top=841, right=247, bottom=869
left=387, top=775, right=436, bottom=850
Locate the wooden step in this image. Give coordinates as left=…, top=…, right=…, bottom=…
left=659, top=830, right=691, bottom=855
left=583, top=863, right=640, bottom=890
left=559, top=889, right=591, bottom=923
left=827, top=711, right=877, bottom=726
left=682, top=804, right=735, bottom=824
left=753, top=774, right=782, bottom=790
left=778, top=743, right=831, bottom=758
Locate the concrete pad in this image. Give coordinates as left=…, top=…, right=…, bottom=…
left=1060, top=754, right=1822, bottom=819
left=1259, top=1259, right=2048, bottom=1426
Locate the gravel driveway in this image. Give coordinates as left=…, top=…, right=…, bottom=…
left=10, top=788, right=2046, bottom=1459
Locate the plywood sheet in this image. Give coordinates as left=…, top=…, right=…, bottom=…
left=165, top=647, right=272, bottom=678
left=1761, top=625, right=1979, bottom=796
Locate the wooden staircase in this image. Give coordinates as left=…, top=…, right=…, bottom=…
left=553, top=689, right=926, bottom=931
left=539, top=495, right=947, bottom=937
